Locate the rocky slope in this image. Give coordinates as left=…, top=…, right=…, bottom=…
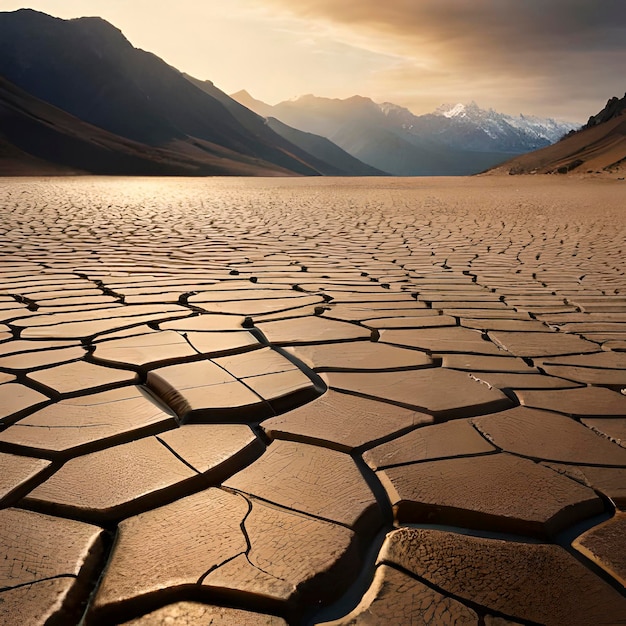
left=488, top=94, right=626, bottom=176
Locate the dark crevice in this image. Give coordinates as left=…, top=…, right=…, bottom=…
left=19, top=471, right=219, bottom=527
left=554, top=504, right=626, bottom=598
left=76, top=527, right=116, bottom=626
left=312, top=362, right=436, bottom=375
left=352, top=453, right=393, bottom=527
left=0, top=397, right=54, bottom=432
left=196, top=551, right=247, bottom=586
left=197, top=494, right=251, bottom=586
left=303, top=526, right=391, bottom=625
left=352, top=422, right=436, bottom=457
left=249, top=327, right=328, bottom=396
left=261, top=428, right=354, bottom=453
left=326, top=385, right=511, bottom=423
left=235, top=492, right=289, bottom=584
left=11, top=294, right=40, bottom=311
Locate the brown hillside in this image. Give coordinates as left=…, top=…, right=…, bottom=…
left=488, top=98, right=626, bottom=177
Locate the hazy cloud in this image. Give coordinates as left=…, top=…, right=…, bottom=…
left=262, top=0, right=626, bottom=56
left=262, top=0, right=626, bottom=119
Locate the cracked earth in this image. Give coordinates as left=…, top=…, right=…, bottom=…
left=0, top=175, right=625, bottom=625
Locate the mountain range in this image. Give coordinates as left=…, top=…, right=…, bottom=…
left=184, top=75, right=383, bottom=176
left=1, top=9, right=621, bottom=178
left=232, top=92, right=578, bottom=176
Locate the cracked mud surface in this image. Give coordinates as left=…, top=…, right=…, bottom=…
left=0, top=175, right=625, bottom=625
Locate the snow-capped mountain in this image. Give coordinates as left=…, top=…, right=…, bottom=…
left=434, top=102, right=577, bottom=144
left=382, top=101, right=579, bottom=154
left=439, top=103, right=468, bottom=119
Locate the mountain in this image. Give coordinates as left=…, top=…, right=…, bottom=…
left=264, top=117, right=387, bottom=176
left=387, top=102, right=577, bottom=153
left=0, top=76, right=291, bottom=176
left=185, top=75, right=384, bottom=176
left=233, top=93, right=578, bottom=176
left=585, top=94, right=626, bottom=128
left=488, top=94, right=626, bottom=176
left=231, top=90, right=276, bottom=119
left=0, top=9, right=367, bottom=177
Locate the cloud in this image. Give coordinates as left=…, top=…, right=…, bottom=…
left=260, top=0, right=626, bottom=119
left=261, top=0, right=626, bottom=56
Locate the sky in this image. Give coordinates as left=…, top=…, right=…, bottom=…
left=2, top=0, right=625, bottom=122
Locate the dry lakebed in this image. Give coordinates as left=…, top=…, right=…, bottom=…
left=0, top=175, right=625, bottom=625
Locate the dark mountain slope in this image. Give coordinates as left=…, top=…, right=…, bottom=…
left=0, top=76, right=292, bottom=176
left=0, top=135, right=78, bottom=176
left=0, top=9, right=339, bottom=176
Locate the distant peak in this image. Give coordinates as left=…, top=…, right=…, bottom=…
left=12, top=8, right=46, bottom=15
left=435, top=102, right=484, bottom=118
left=230, top=90, right=269, bottom=107
left=284, top=94, right=375, bottom=107
left=378, top=101, right=413, bottom=116
left=439, top=103, right=466, bottom=118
